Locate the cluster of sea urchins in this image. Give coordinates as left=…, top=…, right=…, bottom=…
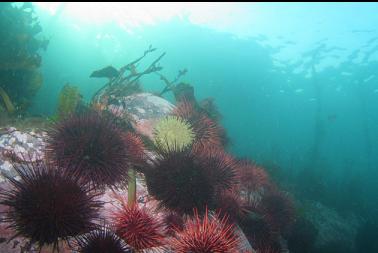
left=144, top=99, right=297, bottom=251
left=45, top=110, right=144, bottom=188
left=0, top=160, right=103, bottom=251
left=235, top=160, right=296, bottom=252
left=0, top=95, right=297, bottom=252
left=0, top=109, right=145, bottom=251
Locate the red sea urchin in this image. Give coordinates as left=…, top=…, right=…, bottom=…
left=76, top=225, right=132, bottom=253
left=144, top=147, right=238, bottom=215
left=113, top=203, right=166, bottom=252
left=237, top=159, right=272, bottom=194
left=0, top=160, right=102, bottom=251
left=170, top=208, right=241, bottom=253
left=46, top=111, right=144, bottom=188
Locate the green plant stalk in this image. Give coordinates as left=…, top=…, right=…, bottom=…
left=128, top=168, right=136, bottom=205
left=0, top=87, right=15, bottom=113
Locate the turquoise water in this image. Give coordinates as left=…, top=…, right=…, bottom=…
left=32, top=3, right=378, bottom=214
left=2, top=2, right=378, bottom=252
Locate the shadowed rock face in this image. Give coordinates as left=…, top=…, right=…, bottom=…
left=355, top=221, right=378, bottom=253
left=302, top=200, right=362, bottom=253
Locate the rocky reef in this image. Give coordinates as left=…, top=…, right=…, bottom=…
left=0, top=92, right=364, bottom=253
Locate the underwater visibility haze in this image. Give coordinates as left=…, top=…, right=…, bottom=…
left=0, top=2, right=378, bottom=253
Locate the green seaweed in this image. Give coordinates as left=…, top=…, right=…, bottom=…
left=128, top=168, right=137, bottom=205
left=55, top=84, right=82, bottom=120
left=0, top=86, right=15, bottom=113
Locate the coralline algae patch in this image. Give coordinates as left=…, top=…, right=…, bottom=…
left=0, top=129, right=47, bottom=252
left=0, top=128, right=46, bottom=156
left=0, top=128, right=47, bottom=182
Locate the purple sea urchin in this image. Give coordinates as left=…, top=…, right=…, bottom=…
left=0, top=160, right=102, bottom=251
left=46, top=111, right=143, bottom=188
left=76, top=225, right=132, bottom=253
left=144, top=147, right=238, bottom=215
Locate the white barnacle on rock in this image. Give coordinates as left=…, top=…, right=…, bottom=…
left=16, top=132, right=28, bottom=143
left=1, top=161, right=12, bottom=172
left=9, top=137, right=16, bottom=145
left=14, top=145, right=26, bottom=154
left=136, top=107, right=146, bottom=114
left=0, top=138, right=5, bottom=147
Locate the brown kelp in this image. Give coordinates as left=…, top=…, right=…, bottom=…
left=55, top=83, right=83, bottom=121
left=0, top=2, right=48, bottom=114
